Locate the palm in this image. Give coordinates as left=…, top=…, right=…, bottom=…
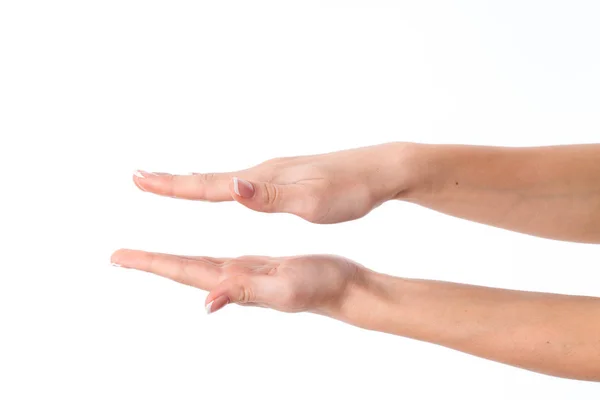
left=266, top=255, right=358, bottom=312
left=111, top=250, right=360, bottom=315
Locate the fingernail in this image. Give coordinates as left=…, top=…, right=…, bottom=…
left=205, top=295, right=229, bottom=314
left=133, top=170, right=158, bottom=178
left=232, top=177, right=254, bottom=198
left=111, top=263, right=122, bottom=268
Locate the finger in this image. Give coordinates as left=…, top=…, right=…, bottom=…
left=230, top=177, right=312, bottom=216
left=205, top=275, right=281, bottom=314
left=133, top=170, right=237, bottom=201
left=111, top=249, right=222, bottom=290
left=177, top=255, right=228, bottom=265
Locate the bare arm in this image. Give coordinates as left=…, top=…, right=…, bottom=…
left=121, top=142, right=600, bottom=379
left=111, top=249, right=600, bottom=381
left=399, top=144, right=600, bottom=243
left=341, top=269, right=600, bottom=381
left=132, top=142, right=600, bottom=242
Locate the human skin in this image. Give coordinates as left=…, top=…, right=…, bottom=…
left=132, top=142, right=600, bottom=243
left=121, top=142, right=600, bottom=380
left=110, top=249, right=600, bottom=381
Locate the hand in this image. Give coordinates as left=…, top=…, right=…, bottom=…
left=132, top=142, right=416, bottom=223
left=110, top=249, right=367, bottom=316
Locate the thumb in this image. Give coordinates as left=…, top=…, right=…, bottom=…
left=205, top=275, right=274, bottom=314
left=230, top=177, right=307, bottom=216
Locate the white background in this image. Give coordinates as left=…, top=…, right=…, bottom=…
left=1, top=1, right=600, bottom=398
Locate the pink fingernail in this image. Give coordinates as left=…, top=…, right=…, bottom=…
left=232, top=177, right=254, bottom=199
left=205, top=295, right=229, bottom=314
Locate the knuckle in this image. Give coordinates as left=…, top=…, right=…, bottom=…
left=222, top=261, right=242, bottom=275
left=170, top=257, right=192, bottom=284
left=232, top=276, right=254, bottom=304
left=165, top=174, right=177, bottom=197
left=196, top=173, right=217, bottom=182
left=240, top=285, right=254, bottom=304
left=262, top=183, right=280, bottom=208
left=146, top=253, right=158, bottom=273
left=178, top=258, right=194, bottom=282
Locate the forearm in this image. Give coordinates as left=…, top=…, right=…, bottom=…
left=336, top=269, right=600, bottom=381
left=387, top=143, right=600, bottom=243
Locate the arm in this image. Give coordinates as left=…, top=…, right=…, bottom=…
left=398, top=144, right=600, bottom=243
left=111, top=249, right=600, bottom=381
left=341, top=269, right=600, bottom=381
left=132, top=142, right=600, bottom=242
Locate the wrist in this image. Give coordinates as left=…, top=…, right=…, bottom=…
left=371, top=142, right=439, bottom=204
left=334, top=267, right=408, bottom=332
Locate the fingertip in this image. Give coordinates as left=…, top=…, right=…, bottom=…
left=229, top=178, right=241, bottom=200
left=132, top=170, right=156, bottom=192
left=110, top=248, right=128, bottom=266
left=131, top=171, right=175, bottom=197
left=133, top=177, right=146, bottom=192
left=232, top=177, right=240, bottom=196
left=205, top=294, right=230, bottom=314
left=230, top=177, right=255, bottom=199
left=110, top=248, right=142, bottom=268
left=204, top=300, right=214, bottom=314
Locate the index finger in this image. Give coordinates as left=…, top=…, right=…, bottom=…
left=133, top=171, right=237, bottom=201
left=111, top=249, right=224, bottom=290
